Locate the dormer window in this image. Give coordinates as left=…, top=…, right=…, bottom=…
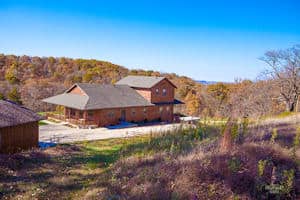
left=155, top=88, right=159, bottom=94
left=162, top=88, right=167, bottom=96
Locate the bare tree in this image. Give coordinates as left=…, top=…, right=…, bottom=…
left=261, top=45, right=300, bottom=112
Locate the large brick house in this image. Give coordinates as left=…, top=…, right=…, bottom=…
left=43, top=76, right=182, bottom=127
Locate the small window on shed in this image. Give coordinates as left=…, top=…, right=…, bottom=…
left=155, top=88, right=159, bottom=94
left=143, top=108, right=147, bottom=115
left=132, top=109, right=136, bottom=115
left=162, top=88, right=167, bottom=96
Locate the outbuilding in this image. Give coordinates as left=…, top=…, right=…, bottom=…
left=0, top=100, right=43, bottom=153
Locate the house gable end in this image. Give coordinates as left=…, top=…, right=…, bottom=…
left=150, top=78, right=177, bottom=89
left=65, top=84, right=88, bottom=96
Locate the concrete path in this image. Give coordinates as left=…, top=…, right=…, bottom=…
left=39, top=120, right=182, bottom=143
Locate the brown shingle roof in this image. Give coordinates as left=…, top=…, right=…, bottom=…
left=0, top=100, right=43, bottom=128
left=43, top=84, right=154, bottom=110
left=116, top=75, right=171, bottom=88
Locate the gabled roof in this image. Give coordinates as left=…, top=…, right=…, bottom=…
left=43, top=84, right=154, bottom=110
left=115, top=75, right=177, bottom=88
left=0, top=100, right=43, bottom=128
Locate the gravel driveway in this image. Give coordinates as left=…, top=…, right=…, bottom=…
left=39, top=121, right=182, bottom=143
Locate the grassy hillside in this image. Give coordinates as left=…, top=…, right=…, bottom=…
left=1, top=118, right=300, bottom=199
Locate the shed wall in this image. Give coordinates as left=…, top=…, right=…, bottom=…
left=0, top=122, right=39, bottom=153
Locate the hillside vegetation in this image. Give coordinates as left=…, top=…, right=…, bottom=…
left=1, top=116, right=300, bottom=199
left=0, top=52, right=289, bottom=118
left=0, top=54, right=197, bottom=114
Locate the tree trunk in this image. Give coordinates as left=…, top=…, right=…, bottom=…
left=296, top=96, right=300, bottom=112
left=285, top=100, right=297, bottom=112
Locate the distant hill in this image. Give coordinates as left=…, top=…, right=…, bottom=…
left=196, top=80, right=218, bottom=85
left=196, top=80, right=233, bottom=85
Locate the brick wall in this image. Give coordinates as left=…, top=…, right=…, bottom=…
left=150, top=79, right=175, bottom=103
left=0, top=122, right=39, bottom=153
left=133, top=79, right=175, bottom=104
left=66, top=105, right=174, bottom=127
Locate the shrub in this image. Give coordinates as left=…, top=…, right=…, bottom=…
left=270, top=128, right=278, bottom=144
left=294, top=127, right=300, bottom=147
left=292, top=127, right=300, bottom=159
left=258, top=160, right=267, bottom=177
left=282, top=169, right=295, bottom=196
left=227, top=157, right=241, bottom=173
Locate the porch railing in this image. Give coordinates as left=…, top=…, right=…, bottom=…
left=45, top=113, right=96, bottom=126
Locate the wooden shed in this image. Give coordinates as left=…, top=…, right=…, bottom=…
left=0, top=100, right=43, bottom=153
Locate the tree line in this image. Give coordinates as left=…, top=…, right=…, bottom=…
left=0, top=45, right=299, bottom=119
left=184, top=45, right=300, bottom=118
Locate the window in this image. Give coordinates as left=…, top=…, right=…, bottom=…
left=166, top=106, right=170, bottom=111
left=155, top=88, right=159, bottom=94
left=108, top=111, right=114, bottom=118
left=132, top=108, right=136, bottom=116
left=162, top=88, right=167, bottom=96
left=88, top=111, right=93, bottom=120
left=143, top=108, right=147, bottom=115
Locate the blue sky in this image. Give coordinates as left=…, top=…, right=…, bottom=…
left=0, top=0, right=300, bottom=81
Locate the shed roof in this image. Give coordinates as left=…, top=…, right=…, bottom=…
left=115, top=75, right=176, bottom=88
left=43, top=84, right=154, bottom=110
left=0, top=100, right=43, bottom=128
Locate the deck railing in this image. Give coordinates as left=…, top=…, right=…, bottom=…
left=45, top=113, right=65, bottom=121
left=45, top=113, right=96, bottom=126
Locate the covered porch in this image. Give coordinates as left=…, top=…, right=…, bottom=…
left=46, top=107, right=97, bottom=127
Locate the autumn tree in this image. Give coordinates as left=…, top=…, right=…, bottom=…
left=206, top=83, right=230, bottom=117
left=184, top=91, right=200, bottom=115
left=261, top=45, right=300, bottom=112
left=8, top=87, right=22, bottom=104
left=5, top=63, right=19, bottom=84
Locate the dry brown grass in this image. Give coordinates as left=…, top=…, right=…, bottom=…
left=96, top=120, right=300, bottom=200
left=1, top=119, right=300, bottom=199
